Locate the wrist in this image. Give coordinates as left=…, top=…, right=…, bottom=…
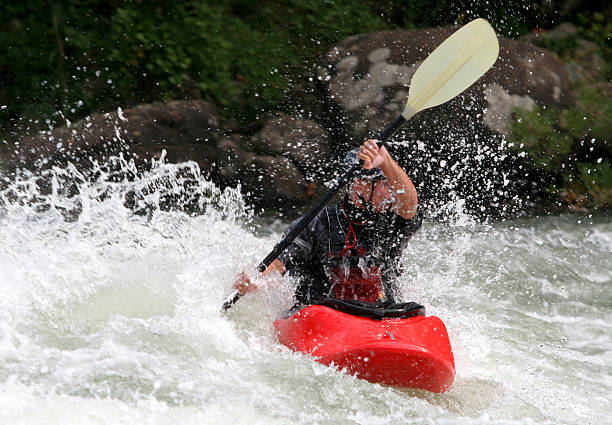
left=378, top=147, right=394, bottom=171
left=265, top=259, right=286, bottom=276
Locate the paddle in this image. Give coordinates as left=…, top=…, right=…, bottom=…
left=222, top=18, right=499, bottom=310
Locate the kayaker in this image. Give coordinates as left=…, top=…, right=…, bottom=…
left=233, top=138, right=422, bottom=305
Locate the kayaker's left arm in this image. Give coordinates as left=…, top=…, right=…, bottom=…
left=232, top=198, right=319, bottom=295
left=359, top=139, right=418, bottom=220
left=233, top=259, right=286, bottom=295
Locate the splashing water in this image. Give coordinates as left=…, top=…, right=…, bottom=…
left=0, top=156, right=610, bottom=424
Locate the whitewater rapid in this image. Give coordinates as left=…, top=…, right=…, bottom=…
left=0, top=158, right=610, bottom=424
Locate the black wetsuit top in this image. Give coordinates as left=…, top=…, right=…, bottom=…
left=277, top=203, right=423, bottom=305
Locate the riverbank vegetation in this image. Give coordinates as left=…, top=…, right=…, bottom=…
left=1, top=1, right=610, bottom=212
left=509, top=11, right=611, bottom=211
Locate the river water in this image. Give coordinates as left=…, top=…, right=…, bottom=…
left=0, top=158, right=610, bottom=425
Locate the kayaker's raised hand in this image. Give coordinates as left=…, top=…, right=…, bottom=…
left=357, top=138, right=419, bottom=220
left=358, top=139, right=389, bottom=170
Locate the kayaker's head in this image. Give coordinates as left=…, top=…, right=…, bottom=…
left=342, top=148, right=394, bottom=223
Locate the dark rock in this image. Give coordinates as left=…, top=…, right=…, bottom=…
left=521, top=23, right=578, bottom=43
left=217, top=135, right=255, bottom=180
left=4, top=100, right=223, bottom=172
left=485, top=38, right=574, bottom=130
left=3, top=100, right=332, bottom=213
left=319, top=27, right=574, bottom=141
left=3, top=23, right=590, bottom=218
left=251, top=115, right=333, bottom=181
left=250, top=155, right=308, bottom=204
left=571, top=39, right=608, bottom=82
left=521, top=23, right=607, bottom=85
left=315, top=26, right=576, bottom=217
left=217, top=136, right=311, bottom=207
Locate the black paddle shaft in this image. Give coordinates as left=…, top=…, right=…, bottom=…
left=222, top=115, right=406, bottom=310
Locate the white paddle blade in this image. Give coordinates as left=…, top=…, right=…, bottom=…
left=402, top=18, right=499, bottom=120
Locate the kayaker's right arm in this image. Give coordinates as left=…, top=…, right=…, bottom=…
left=359, top=139, right=418, bottom=220
left=233, top=258, right=286, bottom=295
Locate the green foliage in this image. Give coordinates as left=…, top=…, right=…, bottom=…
left=576, top=12, right=612, bottom=81
left=559, top=161, right=612, bottom=210
left=560, top=88, right=612, bottom=143
left=509, top=85, right=611, bottom=210
left=576, top=12, right=612, bottom=53
left=372, top=0, right=550, bottom=38
left=532, top=11, right=612, bottom=81
left=508, top=7, right=611, bottom=212
left=577, top=160, right=612, bottom=193
left=1, top=0, right=584, bottom=138
left=532, top=36, right=577, bottom=59
left=0, top=1, right=143, bottom=135
left=509, top=107, right=574, bottom=173
left=0, top=0, right=390, bottom=136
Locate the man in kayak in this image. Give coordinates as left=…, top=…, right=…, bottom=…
left=234, top=138, right=422, bottom=305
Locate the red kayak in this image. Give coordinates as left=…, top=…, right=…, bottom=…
left=274, top=302, right=455, bottom=393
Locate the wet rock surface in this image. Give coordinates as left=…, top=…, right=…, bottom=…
left=3, top=100, right=222, bottom=170
left=3, top=25, right=584, bottom=217
left=318, top=27, right=573, bottom=142
left=316, top=26, right=574, bottom=216
left=2, top=102, right=333, bottom=212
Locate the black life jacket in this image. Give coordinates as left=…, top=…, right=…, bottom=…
left=287, top=203, right=421, bottom=305
left=319, top=203, right=394, bottom=302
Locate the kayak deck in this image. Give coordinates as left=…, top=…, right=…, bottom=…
left=274, top=305, right=455, bottom=393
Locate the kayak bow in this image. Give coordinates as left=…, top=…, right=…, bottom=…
left=274, top=304, right=455, bottom=392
